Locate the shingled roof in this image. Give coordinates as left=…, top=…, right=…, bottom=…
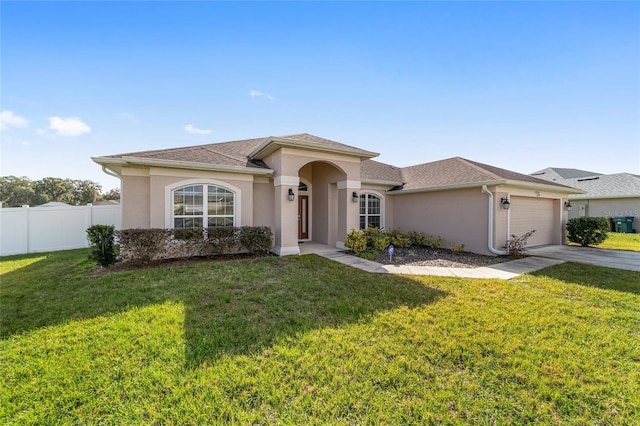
left=100, top=136, right=269, bottom=170
left=96, top=133, right=377, bottom=171
left=530, top=167, right=602, bottom=181
left=94, top=134, right=578, bottom=192
left=531, top=167, right=640, bottom=199
left=361, top=160, right=403, bottom=184
left=363, top=157, right=575, bottom=193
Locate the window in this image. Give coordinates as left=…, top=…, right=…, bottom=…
left=359, top=193, right=382, bottom=229
left=173, top=184, right=234, bottom=228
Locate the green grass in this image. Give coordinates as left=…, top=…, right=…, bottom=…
left=2, top=250, right=639, bottom=424
left=597, top=232, right=640, bottom=252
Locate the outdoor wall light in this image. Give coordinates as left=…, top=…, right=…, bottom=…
left=500, top=197, right=511, bottom=210
left=564, top=201, right=572, bottom=211
left=288, top=188, right=295, bottom=201
left=352, top=191, right=359, bottom=203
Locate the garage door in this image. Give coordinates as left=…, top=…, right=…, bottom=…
left=510, top=197, right=555, bottom=247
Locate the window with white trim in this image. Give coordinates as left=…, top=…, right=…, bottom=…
left=173, top=184, right=234, bottom=228
left=359, top=193, right=382, bottom=229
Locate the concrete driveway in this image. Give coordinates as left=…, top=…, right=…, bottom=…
left=526, top=245, right=640, bottom=272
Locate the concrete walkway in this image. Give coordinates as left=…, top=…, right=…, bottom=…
left=306, top=243, right=639, bottom=279
left=526, top=245, right=640, bottom=272
left=316, top=250, right=565, bottom=280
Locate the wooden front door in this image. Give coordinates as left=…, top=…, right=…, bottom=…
left=298, top=195, right=309, bottom=240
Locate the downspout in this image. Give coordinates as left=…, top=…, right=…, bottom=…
left=481, top=185, right=508, bottom=255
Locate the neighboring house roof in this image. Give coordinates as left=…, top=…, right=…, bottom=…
left=391, top=157, right=577, bottom=193
left=93, top=200, right=120, bottom=205
left=530, top=167, right=602, bottom=181
left=531, top=167, right=640, bottom=199
left=38, top=202, right=73, bottom=207
left=559, top=173, right=640, bottom=199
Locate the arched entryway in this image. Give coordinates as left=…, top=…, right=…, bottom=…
left=271, top=152, right=363, bottom=256
left=297, top=161, right=352, bottom=247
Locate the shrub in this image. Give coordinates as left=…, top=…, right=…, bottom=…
left=116, top=228, right=171, bottom=265
left=86, top=225, right=116, bottom=267
left=566, top=217, right=609, bottom=247
left=407, top=230, right=428, bottom=247
left=344, top=229, right=367, bottom=255
left=116, top=226, right=273, bottom=264
left=386, top=229, right=411, bottom=248
left=207, top=227, right=239, bottom=255
left=425, top=235, right=446, bottom=249
left=505, top=230, right=535, bottom=256
left=359, top=249, right=378, bottom=260
left=361, top=226, right=391, bottom=252
left=239, top=226, right=273, bottom=255
left=450, top=243, right=466, bottom=253
left=173, top=228, right=204, bottom=241
left=362, top=226, right=384, bottom=247
left=372, top=235, right=391, bottom=251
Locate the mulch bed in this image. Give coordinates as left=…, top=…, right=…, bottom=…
left=369, top=246, right=510, bottom=269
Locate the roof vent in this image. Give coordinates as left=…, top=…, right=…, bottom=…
left=577, top=177, right=600, bottom=182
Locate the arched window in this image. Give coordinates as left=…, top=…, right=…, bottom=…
left=359, top=193, right=382, bottom=229
left=173, top=184, right=235, bottom=228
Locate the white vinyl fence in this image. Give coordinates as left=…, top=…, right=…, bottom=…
left=0, top=204, right=121, bottom=256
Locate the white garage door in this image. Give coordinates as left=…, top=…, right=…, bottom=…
left=510, top=197, right=555, bottom=247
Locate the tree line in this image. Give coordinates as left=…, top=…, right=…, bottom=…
left=0, top=176, right=120, bottom=207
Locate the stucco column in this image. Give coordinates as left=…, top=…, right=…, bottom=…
left=273, top=175, right=300, bottom=256
left=337, top=180, right=361, bottom=248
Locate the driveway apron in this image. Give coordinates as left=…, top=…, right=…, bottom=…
left=526, top=245, right=640, bottom=272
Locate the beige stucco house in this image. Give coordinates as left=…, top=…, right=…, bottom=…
left=93, top=133, right=581, bottom=256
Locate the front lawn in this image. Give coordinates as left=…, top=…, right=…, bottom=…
left=1, top=250, right=639, bottom=424
left=598, top=232, right=640, bottom=252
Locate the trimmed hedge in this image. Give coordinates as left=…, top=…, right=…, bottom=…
left=115, top=226, right=273, bottom=265
left=566, top=217, right=609, bottom=247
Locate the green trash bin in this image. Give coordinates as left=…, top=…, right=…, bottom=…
left=613, top=216, right=635, bottom=233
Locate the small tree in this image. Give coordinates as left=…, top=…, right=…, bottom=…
left=566, top=217, right=609, bottom=247
left=86, top=225, right=116, bottom=267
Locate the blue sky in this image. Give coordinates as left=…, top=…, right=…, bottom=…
left=2, top=1, right=639, bottom=191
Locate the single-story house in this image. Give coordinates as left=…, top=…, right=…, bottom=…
left=531, top=167, right=640, bottom=232
left=93, top=133, right=581, bottom=256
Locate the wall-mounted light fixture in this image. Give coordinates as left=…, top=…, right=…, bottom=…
left=288, top=188, right=295, bottom=201
left=500, top=197, right=511, bottom=210
left=352, top=191, right=359, bottom=203
left=564, top=201, right=572, bottom=211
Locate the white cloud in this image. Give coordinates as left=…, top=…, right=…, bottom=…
left=249, top=89, right=275, bottom=101
left=119, top=112, right=139, bottom=125
left=0, top=110, right=29, bottom=129
left=184, top=124, right=213, bottom=135
left=48, top=116, right=92, bottom=136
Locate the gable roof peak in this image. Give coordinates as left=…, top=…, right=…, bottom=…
left=249, top=133, right=379, bottom=160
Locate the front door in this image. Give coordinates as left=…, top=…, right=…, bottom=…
left=298, top=195, right=309, bottom=240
